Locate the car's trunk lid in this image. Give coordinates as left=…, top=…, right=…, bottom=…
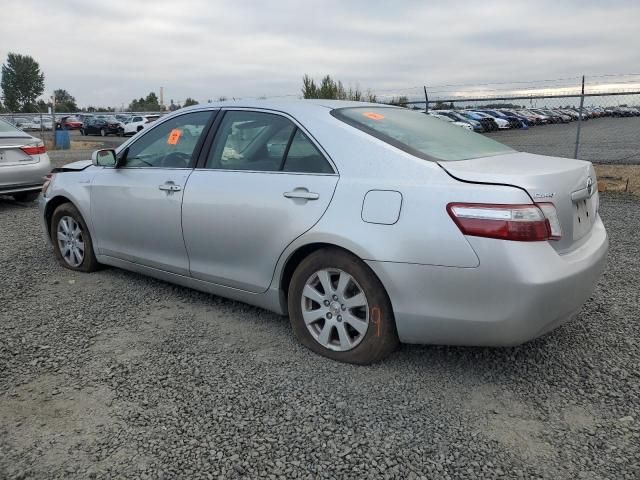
left=0, top=136, right=41, bottom=166
left=438, top=152, right=598, bottom=252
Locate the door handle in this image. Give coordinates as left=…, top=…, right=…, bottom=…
left=283, top=189, right=319, bottom=201
left=159, top=182, right=182, bottom=192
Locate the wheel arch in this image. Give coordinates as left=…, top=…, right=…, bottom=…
left=44, top=195, right=75, bottom=240
left=277, top=241, right=393, bottom=316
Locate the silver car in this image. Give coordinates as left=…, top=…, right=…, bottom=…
left=39, top=101, right=608, bottom=364
left=1, top=117, right=52, bottom=202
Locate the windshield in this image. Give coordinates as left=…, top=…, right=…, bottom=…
left=332, top=107, right=514, bottom=161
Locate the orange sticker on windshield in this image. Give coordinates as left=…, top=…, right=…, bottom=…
left=167, top=129, right=182, bottom=145
left=363, top=112, right=385, bottom=120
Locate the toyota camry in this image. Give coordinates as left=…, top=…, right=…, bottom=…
left=39, top=100, right=608, bottom=364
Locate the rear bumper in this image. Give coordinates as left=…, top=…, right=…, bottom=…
left=0, top=155, right=51, bottom=194
left=367, top=216, right=608, bottom=346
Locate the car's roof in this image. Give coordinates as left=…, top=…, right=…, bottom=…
left=178, top=98, right=384, bottom=114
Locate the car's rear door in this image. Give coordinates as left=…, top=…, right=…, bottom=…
left=90, top=109, right=216, bottom=275
left=182, top=109, right=338, bottom=293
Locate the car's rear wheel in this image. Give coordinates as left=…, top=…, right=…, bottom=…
left=137, top=126, right=143, bottom=132
left=288, top=248, right=398, bottom=364
left=13, top=191, right=39, bottom=202
left=51, top=203, right=99, bottom=272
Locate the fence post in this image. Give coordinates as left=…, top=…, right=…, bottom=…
left=52, top=95, right=56, bottom=148
left=574, top=75, right=585, bottom=159
left=424, top=86, right=429, bottom=113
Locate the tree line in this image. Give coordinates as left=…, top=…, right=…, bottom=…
left=1, top=52, right=409, bottom=114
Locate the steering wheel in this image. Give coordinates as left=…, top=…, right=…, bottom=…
left=160, top=151, right=191, bottom=168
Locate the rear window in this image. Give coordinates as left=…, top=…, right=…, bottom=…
left=331, top=107, right=514, bottom=161
left=0, top=118, right=23, bottom=134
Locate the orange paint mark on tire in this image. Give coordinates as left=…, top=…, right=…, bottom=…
left=371, top=306, right=381, bottom=337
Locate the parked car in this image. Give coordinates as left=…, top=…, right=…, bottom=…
left=469, top=111, right=510, bottom=129
left=57, top=116, right=83, bottom=130
left=479, top=110, right=527, bottom=129
left=81, top=117, right=124, bottom=136
left=39, top=101, right=607, bottom=364
left=459, top=111, right=498, bottom=131
left=0, top=117, right=51, bottom=202
left=427, top=112, right=473, bottom=130
left=436, top=111, right=484, bottom=132
left=123, top=114, right=161, bottom=136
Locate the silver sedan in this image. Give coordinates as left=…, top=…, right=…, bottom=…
left=39, top=101, right=608, bottom=364
left=1, top=117, right=51, bottom=201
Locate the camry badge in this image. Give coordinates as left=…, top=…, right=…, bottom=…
left=533, top=192, right=555, bottom=198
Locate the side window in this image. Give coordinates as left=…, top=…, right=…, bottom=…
left=122, top=111, right=213, bottom=168
left=206, top=111, right=294, bottom=171
left=133, top=117, right=142, bottom=122
left=282, top=130, right=333, bottom=174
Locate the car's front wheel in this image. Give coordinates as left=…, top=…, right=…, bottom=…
left=51, top=203, right=99, bottom=272
left=288, top=248, right=398, bottom=364
left=100, top=128, right=106, bottom=137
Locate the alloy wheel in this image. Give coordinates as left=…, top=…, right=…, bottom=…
left=301, top=268, right=369, bottom=352
left=57, top=216, right=85, bottom=267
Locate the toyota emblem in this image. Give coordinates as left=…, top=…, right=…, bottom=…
left=586, top=176, right=593, bottom=196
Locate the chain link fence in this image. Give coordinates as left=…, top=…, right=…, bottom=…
left=379, top=75, right=640, bottom=165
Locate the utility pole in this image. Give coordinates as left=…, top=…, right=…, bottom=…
left=574, top=75, right=585, bottom=159
left=160, top=86, right=164, bottom=111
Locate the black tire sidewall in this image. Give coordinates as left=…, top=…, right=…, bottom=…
left=51, top=203, right=98, bottom=272
left=288, top=248, right=398, bottom=364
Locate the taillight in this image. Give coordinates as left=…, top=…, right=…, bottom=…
left=21, top=142, right=47, bottom=155
left=42, top=173, right=55, bottom=196
left=447, top=203, right=552, bottom=242
left=536, top=202, right=562, bottom=239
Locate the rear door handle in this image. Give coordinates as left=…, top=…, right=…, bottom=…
left=284, top=188, right=319, bottom=200
left=159, top=181, right=182, bottom=192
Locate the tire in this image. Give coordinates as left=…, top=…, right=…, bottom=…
left=100, top=128, right=106, bottom=137
left=80, top=128, right=85, bottom=136
left=288, top=248, right=398, bottom=364
left=137, top=126, right=143, bottom=132
left=51, top=203, right=99, bottom=273
left=12, top=191, right=40, bottom=202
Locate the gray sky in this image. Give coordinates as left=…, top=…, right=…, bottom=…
left=2, top=0, right=639, bottom=107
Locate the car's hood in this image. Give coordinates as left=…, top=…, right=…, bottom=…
left=53, top=159, right=93, bottom=172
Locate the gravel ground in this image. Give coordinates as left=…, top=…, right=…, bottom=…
left=0, top=193, right=638, bottom=479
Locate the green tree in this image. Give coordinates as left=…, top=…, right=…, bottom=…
left=1, top=53, right=45, bottom=112
left=54, top=89, right=78, bottom=112
left=302, top=74, right=375, bottom=102
left=128, top=92, right=161, bottom=112
left=184, top=97, right=198, bottom=107
left=301, top=74, right=318, bottom=99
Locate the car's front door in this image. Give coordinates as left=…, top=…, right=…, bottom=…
left=182, top=109, right=339, bottom=293
left=91, top=110, right=215, bottom=275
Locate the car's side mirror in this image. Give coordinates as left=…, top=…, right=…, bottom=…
left=91, top=149, right=117, bottom=167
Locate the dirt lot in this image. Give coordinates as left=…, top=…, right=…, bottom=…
left=1, top=194, right=639, bottom=479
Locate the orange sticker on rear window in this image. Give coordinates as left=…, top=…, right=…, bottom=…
left=363, top=112, right=385, bottom=120
left=167, top=129, right=182, bottom=145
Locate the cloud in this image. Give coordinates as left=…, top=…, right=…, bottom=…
left=0, top=0, right=638, bottom=107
